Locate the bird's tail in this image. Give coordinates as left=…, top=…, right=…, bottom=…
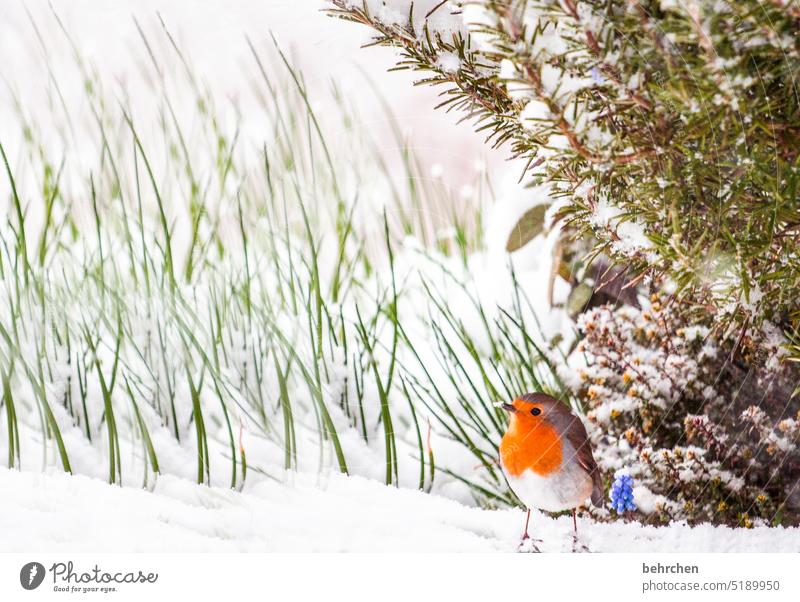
left=590, top=470, right=605, bottom=508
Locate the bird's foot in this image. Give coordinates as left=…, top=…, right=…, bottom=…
left=517, top=536, right=543, bottom=553
left=571, top=534, right=590, bottom=553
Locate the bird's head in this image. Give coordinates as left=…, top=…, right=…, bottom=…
left=500, top=393, right=564, bottom=432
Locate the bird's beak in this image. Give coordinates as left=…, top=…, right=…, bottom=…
left=500, top=403, right=517, bottom=413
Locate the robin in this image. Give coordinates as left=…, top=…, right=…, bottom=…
left=499, top=392, right=603, bottom=552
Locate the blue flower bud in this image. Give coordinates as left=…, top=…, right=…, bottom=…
left=609, top=473, right=637, bottom=513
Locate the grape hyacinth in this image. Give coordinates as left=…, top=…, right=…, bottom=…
left=610, top=474, right=636, bottom=514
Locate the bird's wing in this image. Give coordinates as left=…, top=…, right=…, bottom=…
left=564, top=416, right=605, bottom=508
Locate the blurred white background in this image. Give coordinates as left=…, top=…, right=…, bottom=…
left=0, top=0, right=511, bottom=193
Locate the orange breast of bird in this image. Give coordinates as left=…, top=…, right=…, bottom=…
left=500, top=420, right=563, bottom=477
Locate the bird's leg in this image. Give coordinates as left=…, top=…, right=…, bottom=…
left=571, top=509, right=590, bottom=553
left=517, top=509, right=542, bottom=553
left=522, top=509, right=531, bottom=540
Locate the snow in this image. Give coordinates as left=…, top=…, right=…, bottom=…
left=499, top=59, right=533, bottom=101
left=2, top=468, right=797, bottom=552
left=613, top=218, right=654, bottom=257
left=460, top=1, right=499, bottom=52
left=436, top=51, right=462, bottom=74
left=519, top=100, right=552, bottom=127
left=348, top=0, right=465, bottom=36
left=589, top=197, right=653, bottom=259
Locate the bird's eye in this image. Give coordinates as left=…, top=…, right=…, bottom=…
left=531, top=407, right=542, bottom=416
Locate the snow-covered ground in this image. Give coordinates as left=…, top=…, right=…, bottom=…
left=2, top=468, right=797, bottom=553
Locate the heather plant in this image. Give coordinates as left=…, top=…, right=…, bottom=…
left=570, top=300, right=800, bottom=526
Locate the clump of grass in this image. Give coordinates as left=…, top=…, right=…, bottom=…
left=0, top=11, right=563, bottom=507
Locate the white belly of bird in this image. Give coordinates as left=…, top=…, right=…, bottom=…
left=505, top=458, right=594, bottom=513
